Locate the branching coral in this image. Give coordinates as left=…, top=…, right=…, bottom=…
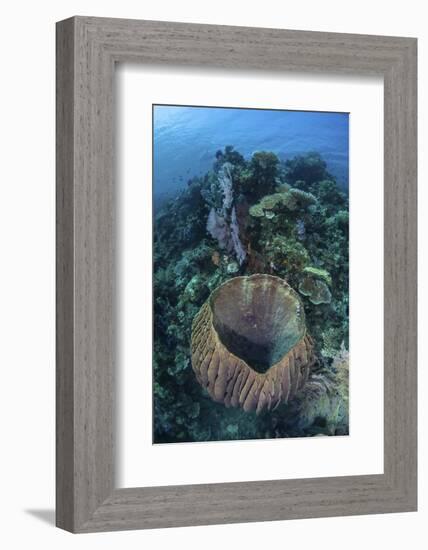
left=290, top=343, right=349, bottom=436
left=321, top=326, right=343, bottom=359
left=335, top=209, right=349, bottom=228
left=267, top=236, right=310, bottom=277
left=249, top=151, right=279, bottom=193
left=183, top=274, right=207, bottom=303
left=214, top=145, right=246, bottom=171
left=332, top=343, right=349, bottom=408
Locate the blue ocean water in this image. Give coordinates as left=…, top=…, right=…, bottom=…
left=153, top=105, right=349, bottom=201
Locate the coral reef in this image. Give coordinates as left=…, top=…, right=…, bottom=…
left=191, top=275, right=314, bottom=413
left=284, top=152, right=330, bottom=187
left=249, top=203, right=265, bottom=218
left=153, top=146, right=349, bottom=443
left=298, top=275, right=332, bottom=305
left=303, top=266, right=332, bottom=286
left=278, top=345, right=349, bottom=436
left=249, top=188, right=316, bottom=218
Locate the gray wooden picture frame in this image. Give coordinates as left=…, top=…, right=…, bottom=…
left=56, top=16, right=417, bottom=533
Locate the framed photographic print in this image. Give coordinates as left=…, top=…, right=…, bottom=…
left=56, top=17, right=417, bottom=532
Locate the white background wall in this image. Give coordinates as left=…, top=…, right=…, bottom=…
left=0, top=1, right=425, bottom=548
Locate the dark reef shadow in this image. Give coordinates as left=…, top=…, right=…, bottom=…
left=25, top=508, right=55, bottom=526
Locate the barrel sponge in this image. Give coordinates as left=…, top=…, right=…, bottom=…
left=191, top=274, right=315, bottom=414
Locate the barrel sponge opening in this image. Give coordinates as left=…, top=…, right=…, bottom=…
left=211, top=275, right=305, bottom=372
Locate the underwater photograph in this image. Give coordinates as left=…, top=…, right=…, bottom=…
left=153, top=104, right=349, bottom=444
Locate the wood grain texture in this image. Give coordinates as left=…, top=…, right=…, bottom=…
left=56, top=17, right=75, bottom=532
left=56, top=16, right=417, bottom=533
